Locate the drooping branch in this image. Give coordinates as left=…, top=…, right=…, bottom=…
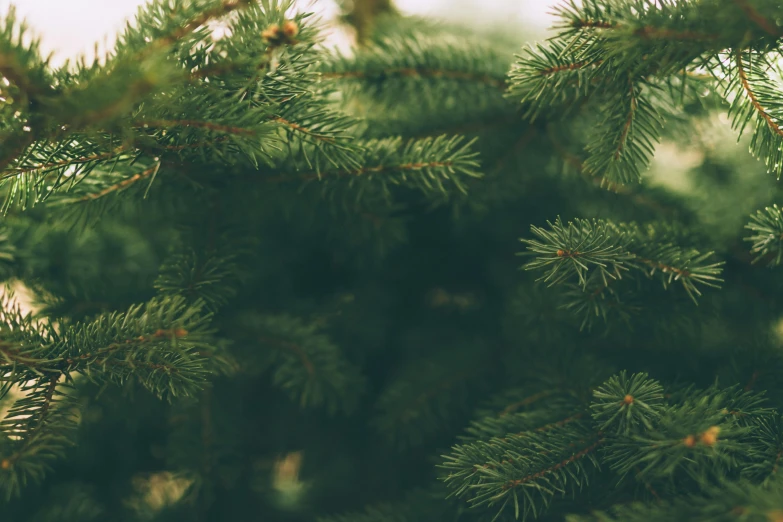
left=735, top=50, right=783, bottom=138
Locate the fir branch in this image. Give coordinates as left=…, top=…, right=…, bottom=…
left=583, top=83, right=663, bottom=184
left=734, top=50, right=783, bottom=139
left=441, top=421, right=602, bottom=521
left=568, top=480, right=783, bottom=522
left=2, top=147, right=125, bottom=178
left=76, top=162, right=160, bottom=202
left=745, top=204, right=783, bottom=266
left=521, top=218, right=724, bottom=304
left=0, top=375, right=78, bottom=501
left=248, top=314, right=365, bottom=414
left=264, top=135, right=481, bottom=199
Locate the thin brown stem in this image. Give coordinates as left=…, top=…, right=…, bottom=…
left=736, top=50, right=783, bottom=138
left=78, top=162, right=160, bottom=201
left=271, top=117, right=336, bottom=142
left=614, top=83, right=637, bottom=160
left=502, top=437, right=604, bottom=490
left=635, top=256, right=692, bottom=277
left=3, top=148, right=126, bottom=178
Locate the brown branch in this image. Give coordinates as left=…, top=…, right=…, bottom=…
left=0, top=342, right=58, bottom=369
left=3, top=148, right=126, bottom=178
left=635, top=256, right=692, bottom=277
left=473, top=414, right=586, bottom=473
left=732, top=0, right=781, bottom=37
left=736, top=50, right=783, bottom=138
left=259, top=336, right=315, bottom=377
left=271, top=117, right=336, bottom=143
left=321, top=68, right=506, bottom=89
left=539, top=61, right=593, bottom=76
left=502, top=437, right=604, bottom=490
left=614, top=83, right=637, bottom=160
left=78, top=162, right=160, bottom=201
left=34, top=376, right=60, bottom=431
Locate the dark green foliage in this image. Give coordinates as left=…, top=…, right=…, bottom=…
left=3, top=0, right=783, bottom=521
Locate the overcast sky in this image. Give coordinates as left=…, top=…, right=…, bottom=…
left=0, top=0, right=554, bottom=66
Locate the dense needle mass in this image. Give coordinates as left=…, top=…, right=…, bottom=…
left=1, top=0, right=783, bottom=521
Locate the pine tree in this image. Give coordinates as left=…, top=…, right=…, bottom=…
left=2, top=0, right=783, bottom=520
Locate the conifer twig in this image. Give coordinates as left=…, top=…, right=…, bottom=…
left=735, top=50, right=783, bottom=138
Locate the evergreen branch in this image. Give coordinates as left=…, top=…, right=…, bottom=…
left=583, top=83, right=663, bottom=184
left=58, top=296, right=214, bottom=399
left=720, top=50, right=783, bottom=178
left=745, top=204, right=783, bottom=266
left=568, top=480, right=783, bottom=522
left=120, top=0, right=252, bottom=60
left=319, top=30, right=512, bottom=123
left=0, top=376, right=78, bottom=501
left=155, top=247, right=243, bottom=311
left=248, top=314, right=365, bottom=414
left=2, top=147, right=126, bottom=178
left=507, top=40, right=604, bottom=121
left=265, top=135, right=481, bottom=199
left=501, top=437, right=604, bottom=490
left=521, top=218, right=724, bottom=303
left=735, top=50, right=783, bottom=138
left=742, top=413, right=783, bottom=484
left=76, top=162, right=160, bottom=202
left=604, top=388, right=759, bottom=483
left=441, top=421, right=602, bottom=521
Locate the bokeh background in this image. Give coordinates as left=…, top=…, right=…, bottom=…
left=0, top=0, right=553, bottom=67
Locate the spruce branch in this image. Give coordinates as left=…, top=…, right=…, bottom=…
left=265, top=135, right=481, bottom=200
left=726, top=50, right=783, bottom=178
left=247, top=314, right=365, bottom=414
left=521, top=217, right=724, bottom=303
left=591, top=371, right=665, bottom=435
left=566, top=479, right=783, bottom=522
left=582, top=83, right=664, bottom=185
left=745, top=204, right=783, bottom=266
left=0, top=375, right=78, bottom=501
left=441, top=421, right=602, bottom=521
